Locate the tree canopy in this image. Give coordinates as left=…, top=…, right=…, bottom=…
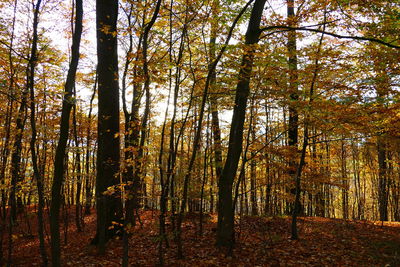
left=0, top=0, right=399, bottom=266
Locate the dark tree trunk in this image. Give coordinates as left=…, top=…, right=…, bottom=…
left=250, top=103, right=258, bottom=216
left=0, top=1, right=18, bottom=263
left=341, top=140, right=349, bottom=220
left=122, top=1, right=162, bottom=265
left=27, top=1, right=47, bottom=265
left=375, top=68, right=390, bottom=222
left=73, top=107, right=83, bottom=231
left=123, top=0, right=162, bottom=230
left=157, top=1, right=174, bottom=264
left=264, top=104, right=272, bottom=216
left=216, top=0, right=266, bottom=248
left=95, top=0, right=121, bottom=254
left=290, top=128, right=308, bottom=240
left=168, top=20, right=189, bottom=239
left=286, top=0, right=299, bottom=215
left=120, top=7, right=135, bottom=266
left=121, top=4, right=140, bottom=232
left=199, top=114, right=210, bottom=235
left=50, top=0, right=83, bottom=265
left=290, top=14, right=325, bottom=239
left=85, top=74, right=97, bottom=216
left=209, top=0, right=223, bottom=192
left=377, top=136, right=388, bottom=221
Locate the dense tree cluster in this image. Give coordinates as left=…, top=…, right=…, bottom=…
left=0, top=0, right=399, bottom=265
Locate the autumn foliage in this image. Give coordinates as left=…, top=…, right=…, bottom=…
left=0, top=0, right=399, bottom=266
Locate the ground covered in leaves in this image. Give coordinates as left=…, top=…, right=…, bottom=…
left=6, top=208, right=400, bottom=266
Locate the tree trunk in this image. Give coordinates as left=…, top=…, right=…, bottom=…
left=94, top=0, right=121, bottom=254
left=199, top=115, right=210, bottom=235
left=250, top=103, right=258, bottom=216
left=291, top=14, right=325, bottom=239
left=27, top=1, right=48, bottom=265
left=157, top=1, right=174, bottom=263
left=286, top=0, right=299, bottom=216
left=73, top=106, right=83, bottom=231
left=85, top=74, right=97, bottom=215
left=377, top=136, right=388, bottom=221
left=50, top=0, right=83, bottom=264
left=209, top=0, right=223, bottom=194
left=216, top=0, right=266, bottom=248
left=264, top=104, right=272, bottom=216
left=341, top=140, right=349, bottom=220
left=0, top=0, right=18, bottom=263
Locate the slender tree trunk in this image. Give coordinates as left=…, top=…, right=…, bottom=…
left=167, top=11, right=188, bottom=239
left=315, top=138, right=325, bottom=220
left=250, top=103, right=258, bottom=216
left=1, top=1, right=18, bottom=263
left=217, top=0, right=266, bottom=248
left=123, top=0, right=162, bottom=231
left=209, top=0, right=223, bottom=195
left=27, top=1, right=47, bottom=265
left=73, top=106, right=83, bottom=231
left=393, top=152, right=400, bottom=221
left=10, top=15, right=32, bottom=223
left=158, top=2, right=174, bottom=264
left=341, top=140, right=349, bottom=219
left=209, top=158, right=215, bottom=213
left=372, top=43, right=391, bottom=222
left=120, top=6, right=134, bottom=267
left=199, top=114, right=210, bottom=235
left=290, top=131, right=307, bottom=240
left=121, top=1, right=162, bottom=265
left=291, top=14, right=326, bottom=239
left=50, top=0, right=83, bottom=264
left=377, top=136, right=388, bottom=221
left=264, top=104, right=272, bottom=216
left=85, top=74, right=97, bottom=216
left=286, top=0, right=299, bottom=215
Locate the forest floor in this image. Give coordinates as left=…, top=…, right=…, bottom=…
left=5, top=207, right=400, bottom=266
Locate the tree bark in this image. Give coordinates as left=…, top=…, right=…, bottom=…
left=377, top=136, right=388, bottom=221
left=341, top=140, right=349, bottom=220
left=216, top=0, right=266, bottom=248
left=27, top=1, right=47, bottom=265
left=209, top=0, right=223, bottom=193
left=73, top=106, right=83, bottom=231
left=95, top=0, right=120, bottom=254
left=286, top=0, right=299, bottom=215
left=290, top=12, right=325, bottom=239
left=250, top=101, right=258, bottom=216
left=85, top=73, right=97, bottom=215
left=1, top=0, right=18, bottom=263
left=50, top=0, right=83, bottom=264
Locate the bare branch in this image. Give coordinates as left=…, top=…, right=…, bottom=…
left=260, top=25, right=400, bottom=49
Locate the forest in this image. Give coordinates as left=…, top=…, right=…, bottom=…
left=0, top=0, right=400, bottom=266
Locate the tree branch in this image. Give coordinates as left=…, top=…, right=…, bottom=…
left=260, top=25, right=400, bottom=49
left=0, top=39, right=30, bottom=60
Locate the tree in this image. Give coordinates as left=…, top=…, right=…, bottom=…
left=120, top=0, right=162, bottom=265
left=50, top=0, right=83, bottom=265
left=216, top=0, right=266, bottom=249
left=94, top=0, right=121, bottom=254
left=209, top=0, right=223, bottom=213
left=0, top=0, right=18, bottom=263
left=286, top=0, right=299, bottom=216
left=1, top=0, right=400, bottom=265
left=26, top=0, right=48, bottom=265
